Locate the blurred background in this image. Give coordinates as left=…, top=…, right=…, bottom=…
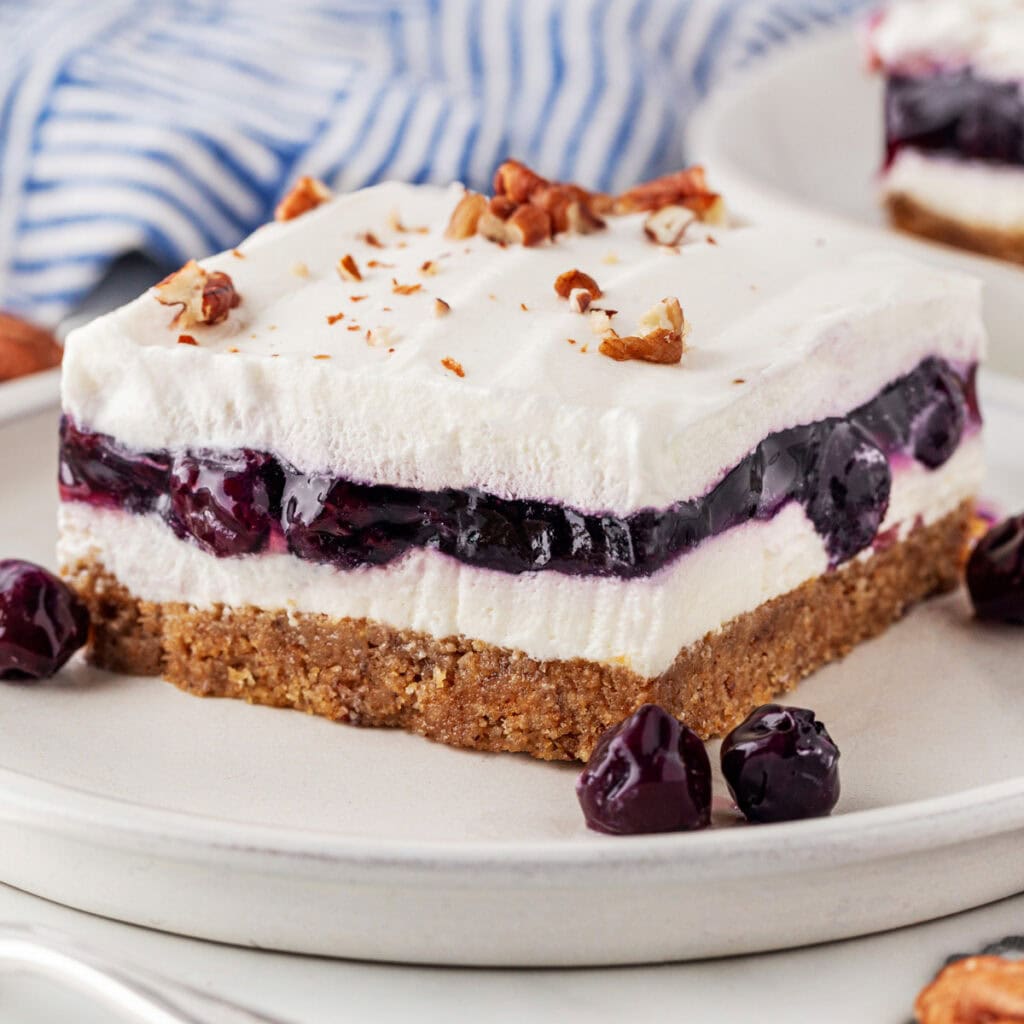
left=0, top=0, right=871, bottom=329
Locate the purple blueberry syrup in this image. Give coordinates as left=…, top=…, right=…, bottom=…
left=576, top=704, right=712, bottom=834
left=885, top=72, right=1024, bottom=167
left=58, top=357, right=975, bottom=577
left=967, top=514, right=1024, bottom=624
left=720, top=704, right=841, bottom=824
left=0, top=560, right=89, bottom=680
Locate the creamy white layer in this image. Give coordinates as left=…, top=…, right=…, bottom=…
left=58, top=437, right=984, bottom=679
left=62, top=181, right=985, bottom=515
left=883, top=149, right=1024, bottom=232
left=871, top=0, right=1024, bottom=81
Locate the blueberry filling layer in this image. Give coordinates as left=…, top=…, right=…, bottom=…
left=885, top=72, right=1024, bottom=168
left=59, top=358, right=976, bottom=579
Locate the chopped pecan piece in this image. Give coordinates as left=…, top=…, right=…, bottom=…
left=568, top=288, right=592, bottom=313
left=154, top=260, right=240, bottom=328
left=599, top=329, right=682, bottom=365
left=441, top=356, right=465, bottom=378
left=0, top=312, right=62, bottom=381
left=507, top=203, right=552, bottom=245
left=915, top=956, right=1024, bottom=1024
left=492, top=159, right=550, bottom=204
left=392, top=280, right=422, bottom=295
left=275, top=176, right=332, bottom=222
left=337, top=253, right=362, bottom=282
left=614, top=166, right=710, bottom=214
left=445, top=192, right=488, bottom=239
left=644, top=205, right=696, bottom=246
left=177, top=334, right=198, bottom=346
left=554, top=269, right=602, bottom=300
left=599, top=298, right=687, bottom=365
left=488, top=195, right=518, bottom=220
left=434, top=298, right=451, bottom=317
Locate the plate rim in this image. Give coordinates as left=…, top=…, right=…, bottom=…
left=1, top=366, right=1022, bottom=881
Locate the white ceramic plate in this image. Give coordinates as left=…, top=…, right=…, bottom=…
left=0, top=378, right=1023, bottom=968
left=688, top=28, right=1024, bottom=381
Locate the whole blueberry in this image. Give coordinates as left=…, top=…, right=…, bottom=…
left=721, top=704, right=840, bottom=824
left=967, top=514, right=1024, bottom=624
left=0, top=560, right=89, bottom=680
left=806, top=421, right=891, bottom=565
left=167, top=448, right=282, bottom=557
left=576, top=704, right=712, bottom=835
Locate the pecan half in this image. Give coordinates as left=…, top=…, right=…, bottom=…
left=554, top=269, right=602, bottom=300
left=915, top=956, right=1024, bottom=1023
left=0, top=312, right=62, bottom=382
left=445, top=192, right=488, bottom=239
left=274, top=176, right=332, bottom=222
left=154, top=260, right=240, bottom=328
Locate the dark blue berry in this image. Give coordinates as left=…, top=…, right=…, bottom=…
left=721, top=705, right=840, bottom=823
left=0, top=560, right=89, bottom=680
left=576, top=704, right=711, bottom=835
left=967, top=514, right=1024, bottom=625
left=806, top=422, right=891, bottom=564
left=167, top=449, right=282, bottom=557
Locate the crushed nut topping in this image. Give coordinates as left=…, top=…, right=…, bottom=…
left=614, top=165, right=722, bottom=218
left=441, top=356, right=465, bottom=378
left=599, top=297, right=687, bottom=365
left=419, top=260, right=439, bottom=276
left=337, top=253, right=362, bottom=282
left=520, top=302, right=528, bottom=311
left=392, top=279, right=422, bottom=295
left=367, top=259, right=394, bottom=269
left=445, top=192, right=488, bottom=239
left=231, top=249, right=245, bottom=259
left=177, top=334, right=198, bottom=346
left=366, top=326, right=398, bottom=348
left=361, top=231, right=384, bottom=248
left=154, top=260, right=240, bottom=328
left=915, top=956, right=1024, bottom=1024
left=314, top=354, right=331, bottom=360
left=349, top=294, right=368, bottom=302
left=568, top=288, right=592, bottom=313
left=644, top=205, right=696, bottom=247
left=554, top=268, right=602, bottom=300
left=275, top=176, right=332, bottom=222
left=589, top=309, right=617, bottom=336
left=434, top=298, right=451, bottom=317
left=599, top=329, right=683, bottom=365
left=326, top=312, right=345, bottom=325
left=346, top=324, right=361, bottom=332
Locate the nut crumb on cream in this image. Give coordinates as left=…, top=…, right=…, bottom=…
left=441, top=356, right=465, bottom=378
left=337, top=253, right=362, bottom=282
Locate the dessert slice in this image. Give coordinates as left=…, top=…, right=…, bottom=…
left=870, top=0, right=1024, bottom=263
left=58, top=163, right=986, bottom=761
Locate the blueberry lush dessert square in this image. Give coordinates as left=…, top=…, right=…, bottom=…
left=871, top=0, right=1024, bottom=263
left=58, top=162, right=986, bottom=761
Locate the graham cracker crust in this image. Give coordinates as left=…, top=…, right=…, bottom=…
left=65, top=502, right=972, bottom=761
left=885, top=192, right=1024, bottom=266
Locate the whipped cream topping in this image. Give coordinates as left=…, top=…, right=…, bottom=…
left=62, top=181, right=985, bottom=515
left=883, top=149, right=1024, bottom=231
left=58, top=438, right=984, bottom=678
left=872, top=0, right=1024, bottom=81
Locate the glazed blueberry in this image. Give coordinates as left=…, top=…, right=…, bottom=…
left=721, top=705, right=840, bottom=823
left=909, top=362, right=966, bottom=469
left=576, top=704, right=711, bottom=835
left=967, top=514, right=1024, bottom=624
left=167, top=449, right=283, bottom=557
left=59, top=416, right=168, bottom=513
left=0, top=560, right=89, bottom=680
left=806, top=422, right=891, bottom=565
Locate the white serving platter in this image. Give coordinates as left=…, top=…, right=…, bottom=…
left=0, top=372, right=1022, bottom=967
left=688, top=27, right=1024, bottom=382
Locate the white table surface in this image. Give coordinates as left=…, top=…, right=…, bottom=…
left=2, top=879, right=1023, bottom=1023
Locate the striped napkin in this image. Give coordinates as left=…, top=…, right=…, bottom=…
left=0, top=0, right=869, bottom=325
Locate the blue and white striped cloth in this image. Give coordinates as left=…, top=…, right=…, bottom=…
left=0, top=0, right=869, bottom=325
